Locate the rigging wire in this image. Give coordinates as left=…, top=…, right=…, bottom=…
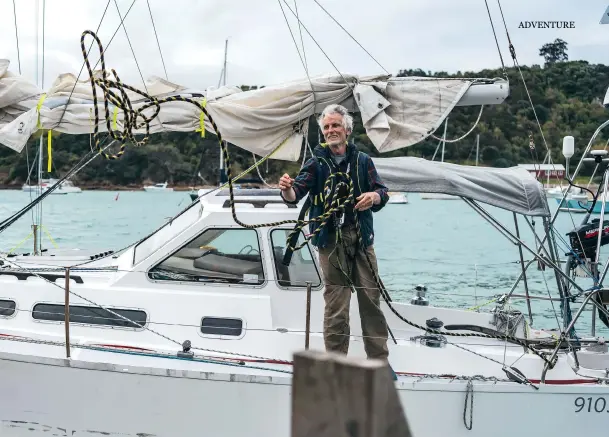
left=494, top=0, right=550, bottom=155
left=113, top=0, right=167, bottom=131
left=483, top=0, right=506, bottom=77
left=145, top=0, right=168, bottom=80
left=311, top=0, right=389, bottom=75
left=485, top=0, right=566, bottom=198
left=484, top=1, right=573, bottom=316
left=11, top=0, right=21, bottom=74
left=279, top=0, right=353, bottom=90
left=294, top=0, right=309, bottom=75
left=38, top=0, right=46, bottom=254
left=41, top=0, right=45, bottom=89
left=278, top=0, right=318, bottom=139
left=54, top=0, right=127, bottom=130
left=277, top=0, right=317, bottom=107
left=113, top=0, right=148, bottom=91
left=277, top=0, right=311, bottom=77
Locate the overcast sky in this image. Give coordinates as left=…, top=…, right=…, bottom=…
left=1, top=0, right=609, bottom=91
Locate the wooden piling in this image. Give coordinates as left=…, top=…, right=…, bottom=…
left=291, top=350, right=412, bottom=437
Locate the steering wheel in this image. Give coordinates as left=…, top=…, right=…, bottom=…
left=238, top=245, right=260, bottom=255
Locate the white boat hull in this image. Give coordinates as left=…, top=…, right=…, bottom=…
left=0, top=350, right=605, bottom=437
left=143, top=187, right=174, bottom=192
left=1, top=188, right=607, bottom=437
left=21, top=179, right=82, bottom=195
left=143, top=182, right=173, bottom=192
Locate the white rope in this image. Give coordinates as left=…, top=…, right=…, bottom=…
left=252, top=152, right=274, bottom=188
left=429, top=105, right=484, bottom=143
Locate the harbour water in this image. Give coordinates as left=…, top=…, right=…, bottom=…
left=0, top=189, right=607, bottom=336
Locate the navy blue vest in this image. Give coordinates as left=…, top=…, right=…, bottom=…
left=307, top=142, right=377, bottom=249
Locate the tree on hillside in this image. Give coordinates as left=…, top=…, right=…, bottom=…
left=539, top=39, right=568, bottom=65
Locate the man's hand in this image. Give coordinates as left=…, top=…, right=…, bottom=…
left=279, top=173, right=294, bottom=191
left=354, top=192, right=380, bottom=211
left=279, top=173, right=296, bottom=202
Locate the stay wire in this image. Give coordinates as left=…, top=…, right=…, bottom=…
left=311, top=0, right=389, bottom=75
left=277, top=0, right=312, bottom=83
left=145, top=0, right=168, bottom=80
left=24, top=144, right=37, bottom=226
left=495, top=0, right=550, bottom=154
left=483, top=0, right=506, bottom=77
left=279, top=0, right=353, bottom=90
left=11, top=0, right=21, bottom=74
left=294, top=0, right=309, bottom=75
left=113, top=0, right=147, bottom=90
left=113, top=0, right=167, bottom=130
left=54, top=0, right=129, bottom=130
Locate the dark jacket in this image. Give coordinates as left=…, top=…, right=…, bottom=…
left=281, top=142, right=389, bottom=248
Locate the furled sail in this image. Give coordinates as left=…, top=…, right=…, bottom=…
left=0, top=59, right=508, bottom=161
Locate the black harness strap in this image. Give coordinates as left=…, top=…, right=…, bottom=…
left=282, top=195, right=311, bottom=266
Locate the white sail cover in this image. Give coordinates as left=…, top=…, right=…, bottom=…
left=375, top=157, right=550, bottom=217
left=0, top=59, right=507, bottom=161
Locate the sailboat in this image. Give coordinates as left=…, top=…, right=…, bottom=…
left=22, top=177, right=82, bottom=194
left=1, top=3, right=609, bottom=436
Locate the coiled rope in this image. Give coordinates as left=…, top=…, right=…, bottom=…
left=81, top=29, right=557, bottom=369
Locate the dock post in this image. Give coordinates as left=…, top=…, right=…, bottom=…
left=291, top=350, right=412, bottom=437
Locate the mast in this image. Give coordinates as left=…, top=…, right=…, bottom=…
left=34, top=0, right=43, bottom=254
left=223, top=39, right=228, bottom=86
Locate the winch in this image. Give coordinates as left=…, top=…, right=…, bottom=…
left=411, top=284, right=429, bottom=306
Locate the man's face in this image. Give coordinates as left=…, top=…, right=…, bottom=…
left=321, top=113, right=349, bottom=152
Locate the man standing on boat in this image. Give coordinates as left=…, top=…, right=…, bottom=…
left=278, top=103, right=391, bottom=361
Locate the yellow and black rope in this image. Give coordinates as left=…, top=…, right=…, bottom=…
left=80, top=29, right=557, bottom=369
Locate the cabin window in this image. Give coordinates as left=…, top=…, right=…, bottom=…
left=201, top=317, right=243, bottom=337
left=148, top=228, right=264, bottom=285
left=0, top=299, right=16, bottom=317
left=270, top=229, right=321, bottom=288
left=32, top=304, right=147, bottom=328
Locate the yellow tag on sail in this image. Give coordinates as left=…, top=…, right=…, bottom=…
left=47, top=130, right=52, bottom=172
left=196, top=98, right=207, bottom=138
